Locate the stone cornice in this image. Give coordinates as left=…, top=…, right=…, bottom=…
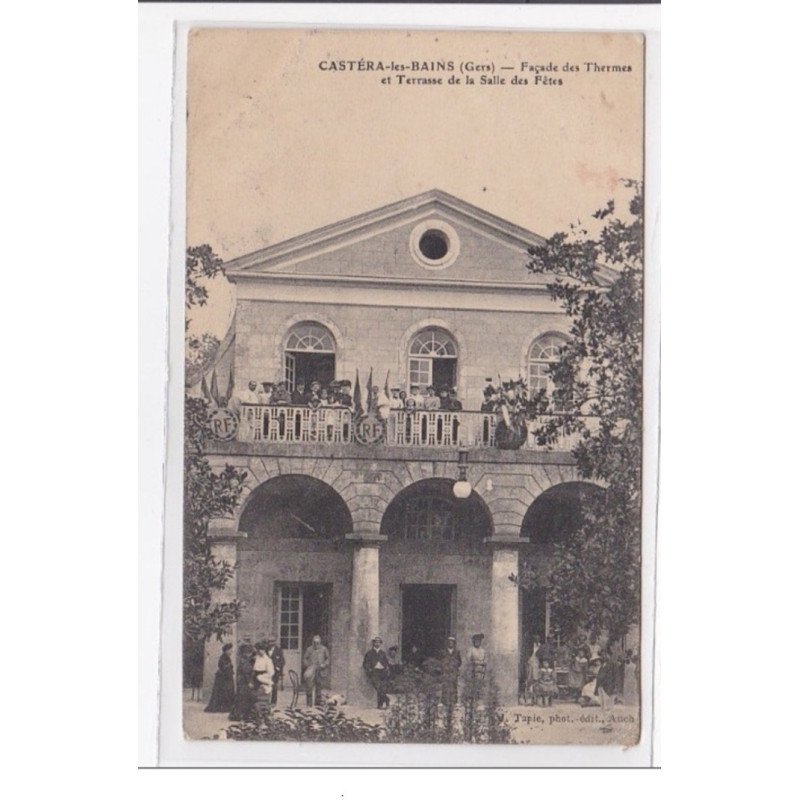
left=226, top=270, right=555, bottom=293
left=203, top=439, right=577, bottom=466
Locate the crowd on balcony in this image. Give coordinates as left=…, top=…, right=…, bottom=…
left=233, top=379, right=468, bottom=417
left=232, top=379, right=355, bottom=410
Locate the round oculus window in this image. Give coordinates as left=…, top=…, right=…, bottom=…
left=409, top=220, right=460, bottom=269
left=419, top=229, right=449, bottom=260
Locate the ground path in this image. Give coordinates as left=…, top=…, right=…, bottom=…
left=184, top=689, right=639, bottom=745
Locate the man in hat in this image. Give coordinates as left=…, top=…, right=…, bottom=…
left=291, top=381, right=307, bottom=406
left=265, top=636, right=285, bottom=704
left=441, top=636, right=462, bottom=706
left=448, top=387, right=463, bottom=412
left=302, top=634, right=330, bottom=707
left=467, top=633, right=488, bottom=681
left=308, top=380, right=322, bottom=407
left=362, top=636, right=391, bottom=709
left=437, top=386, right=452, bottom=412
left=271, top=380, right=291, bottom=406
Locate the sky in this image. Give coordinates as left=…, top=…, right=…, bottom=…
left=186, top=29, right=644, bottom=338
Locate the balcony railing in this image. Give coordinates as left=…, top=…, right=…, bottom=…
left=235, top=405, right=589, bottom=452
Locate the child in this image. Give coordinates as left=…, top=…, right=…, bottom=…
left=536, top=659, right=558, bottom=707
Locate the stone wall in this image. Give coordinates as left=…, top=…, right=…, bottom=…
left=203, top=444, right=595, bottom=703
left=233, top=298, right=569, bottom=414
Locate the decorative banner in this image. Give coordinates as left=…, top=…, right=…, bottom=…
left=208, top=407, right=239, bottom=441
left=353, top=410, right=386, bottom=445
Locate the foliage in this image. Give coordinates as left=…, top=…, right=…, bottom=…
left=385, top=668, right=511, bottom=744
left=224, top=704, right=384, bottom=743
left=186, top=332, right=220, bottom=386
left=523, top=180, right=643, bottom=644
left=186, top=244, right=224, bottom=325
left=184, top=246, right=247, bottom=649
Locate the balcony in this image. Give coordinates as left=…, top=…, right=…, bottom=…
left=236, top=405, right=587, bottom=452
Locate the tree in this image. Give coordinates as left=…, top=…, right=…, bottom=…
left=184, top=246, right=247, bottom=661
left=523, top=180, right=643, bottom=644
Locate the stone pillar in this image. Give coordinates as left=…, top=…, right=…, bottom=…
left=346, top=534, right=385, bottom=707
left=488, top=540, right=521, bottom=704
left=201, top=522, right=244, bottom=699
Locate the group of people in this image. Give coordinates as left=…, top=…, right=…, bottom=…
left=233, top=375, right=549, bottom=420
left=233, top=379, right=465, bottom=417
left=233, top=379, right=354, bottom=410
left=524, top=633, right=639, bottom=709
left=203, top=634, right=332, bottom=719
left=362, top=633, right=487, bottom=710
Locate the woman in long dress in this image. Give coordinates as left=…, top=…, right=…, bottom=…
left=229, top=644, right=255, bottom=721
left=204, top=643, right=235, bottom=713
left=525, top=638, right=541, bottom=704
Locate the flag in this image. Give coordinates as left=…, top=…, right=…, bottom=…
left=384, top=369, right=390, bottom=397
left=353, top=369, right=363, bottom=416
left=366, top=367, right=374, bottom=412
left=224, top=366, right=234, bottom=407
left=210, top=369, right=221, bottom=406
left=200, top=373, right=213, bottom=404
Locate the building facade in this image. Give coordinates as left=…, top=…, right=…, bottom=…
left=200, top=190, right=604, bottom=704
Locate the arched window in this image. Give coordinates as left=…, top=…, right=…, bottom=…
left=286, top=322, right=336, bottom=353
left=284, top=322, right=336, bottom=390
left=528, top=333, right=567, bottom=400
left=407, top=327, right=457, bottom=392
left=380, top=478, right=492, bottom=548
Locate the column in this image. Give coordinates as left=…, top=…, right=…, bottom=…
left=201, top=523, right=243, bottom=699
left=346, top=534, right=385, bottom=707
left=489, top=542, right=521, bottom=704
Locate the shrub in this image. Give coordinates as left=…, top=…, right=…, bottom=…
left=385, top=668, right=511, bottom=744
left=224, top=703, right=383, bottom=743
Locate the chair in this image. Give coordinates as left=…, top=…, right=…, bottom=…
left=288, top=669, right=301, bottom=709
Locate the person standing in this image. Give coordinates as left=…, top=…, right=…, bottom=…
left=441, top=636, right=462, bottom=706
left=291, top=381, right=307, bottom=405
left=338, top=380, right=353, bottom=409
left=252, top=641, right=275, bottom=702
left=389, top=387, right=403, bottom=411
left=229, top=643, right=256, bottom=721
left=271, top=381, right=291, bottom=405
left=204, top=643, right=235, bottom=713
left=265, top=636, right=284, bottom=705
left=363, top=636, right=391, bottom=709
left=423, top=385, right=441, bottom=410
left=302, top=634, right=330, bottom=706
left=526, top=637, right=542, bottom=704
left=467, top=633, right=487, bottom=681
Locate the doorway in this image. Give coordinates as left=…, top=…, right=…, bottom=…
left=285, top=352, right=335, bottom=391
left=277, top=582, right=332, bottom=683
left=431, top=359, right=457, bottom=392
left=401, top=584, right=455, bottom=662
left=520, top=587, right=548, bottom=690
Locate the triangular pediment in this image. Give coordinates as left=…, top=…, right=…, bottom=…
left=224, top=190, right=558, bottom=286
